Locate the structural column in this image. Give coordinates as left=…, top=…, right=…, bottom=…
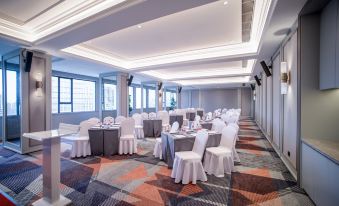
left=155, top=82, right=163, bottom=111
left=116, top=72, right=128, bottom=116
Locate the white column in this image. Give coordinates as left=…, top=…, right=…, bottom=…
left=116, top=72, right=128, bottom=116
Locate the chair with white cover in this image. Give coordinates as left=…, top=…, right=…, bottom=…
left=171, top=130, right=209, bottom=184
left=67, top=121, right=93, bottom=158
left=132, top=113, right=144, bottom=139
left=205, top=112, right=213, bottom=121
left=88, top=117, right=100, bottom=125
left=153, top=121, right=179, bottom=159
left=157, top=110, right=170, bottom=131
left=220, top=113, right=228, bottom=122
left=203, top=126, right=237, bottom=177
left=59, top=123, right=80, bottom=142
left=149, top=112, right=157, bottom=119
left=227, top=123, right=240, bottom=161
left=222, top=108, right=227, bottom=114
left=115, top=116, right=126, bottom=124
left=103, top=116, right=114, bottom=125
left=194, top=115, right=201, bottom=122
left=119, top=118, right=137, bottom=155
left=212, top=118, right=226, bottom=133
left=141, top=112, right=149, bottom=120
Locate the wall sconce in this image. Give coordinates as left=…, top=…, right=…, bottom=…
left=281, top=62, right=290, bottom=95
left=36, top=72, right=43, bottom=97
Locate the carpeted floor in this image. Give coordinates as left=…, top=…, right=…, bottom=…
left=0, top=118, right=314, bottom=206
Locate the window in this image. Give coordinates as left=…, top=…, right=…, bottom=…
left=7, top=70, right=18, bottom=115
left=103, top=83, right=116, bottom=110
left=0, top=69, right=2, bottom=116
left=143, top=88, right=147, bottom=108
left=148, top=89, right=155, bottom=108
left=136, top=87, right=141, bottom=109
left=52, top=76, right=96, bottom=113
left=73, top=79, right=95, bottom=112
left=129, top=86, right=134, bottom=109
left=52, top=77, right=58, bottom=113
left=166, top=91, right=172, bottom=107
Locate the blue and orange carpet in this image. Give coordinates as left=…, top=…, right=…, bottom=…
left=0, top=118, right=313, bottom=205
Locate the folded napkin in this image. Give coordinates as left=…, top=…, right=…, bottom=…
left=174, top=134, right=186, bottom=138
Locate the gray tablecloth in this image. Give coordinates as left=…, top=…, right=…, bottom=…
left=143, top=119, right=162, bottom=137
left=88, top=127, right=120, bottom=156
left=197, top=110, right=204, bottom=118
left=201, top=122, right=213, bottom=130
left=186, top=112, right=196, bottom=121
left=161, top=132, right=221, bottom=168
left=169, top=115, right=184, bottom=128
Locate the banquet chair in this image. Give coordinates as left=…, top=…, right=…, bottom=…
left=132, top=113, right=144, bottom=139
left=212, top=118, right=226, bottom=133
left=194, top=115, right=201, bottom=122
left=157, top=111, right=170, bottom=131
left=115, top=116, right=126, bottom=124
left=220, top=113, right=228, bottom=122
left=222, top=108, right=227, bottom=114
left=149, top=112, right=157, bottom=119
left=59, top=123, right=79, bottom=134
left=203, top=126, right=237, bottom=177
left=103, top=116, right=114, bottom=125
left=119, top=118, right=137, bottom=155
left=141, top=112, right=149, bottom=120
left=88, top=117, right=100, bottom=125
left=153, top=121, right=179, bottom=159
left=171, top=130, right=209, bottom=184
left=227, top=123, right=241, bottom=161
left=66, top=120, right=93, bottom=158
left=206, top=112, right=213, bottom=121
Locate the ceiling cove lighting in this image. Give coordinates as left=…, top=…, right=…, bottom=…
left=61, top=0, right=275, bottom=70
left=173, top=76, right=251, bottom=86
left=280, top=61, right=289, bottom=94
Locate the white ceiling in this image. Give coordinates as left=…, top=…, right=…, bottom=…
left=85, top=0, right=242, bottom=60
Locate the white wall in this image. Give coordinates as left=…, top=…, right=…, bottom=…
left=272, top=54, right=281, bottom=148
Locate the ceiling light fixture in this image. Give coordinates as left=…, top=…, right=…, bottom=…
left=223, top=1, right=228, bottom=5
left=137, top=25, right=142, bottom=28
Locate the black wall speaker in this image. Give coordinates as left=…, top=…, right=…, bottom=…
left=158, top=82, right=163, bottom=90
left=127, top=75, right=134, bottom=86
left=24, top=51, right=33, bottom=72
left=260, top=61, right=272, bottom=77
left=250, top=84, right=255, bottom=90
left=178, top=86, right=182, bottom=93
left=254, top=75, right=261, bottom=86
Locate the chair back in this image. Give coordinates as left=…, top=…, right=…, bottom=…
left=149, top=112, right=157, bottom=119
left=222, top=108, right=227, bottom=114
left=226, top=115, right=238, bottom=124
left=192, top=120, right=200, bottom=129
left=132, top=113, right=143, bottom=126
left=169, top=110, right=175, bottom=115
left=141, top=112, right=149, bottom=119
left=120, top=118, right=135, bottom=136
left=192, top=130, right=209, bottom=158
left=206, top=112, right=213, bottom=121
left=212, top=118, right=226, bottom=133
left=170, top=121, right=179, bottom=133
left=220, top=126, right=237, bottom=149
left=88, top=117, right=100, bottom=124
left=227, top=123, right=239, bottom=133
left=79, top=121, right=94, bottom=137
left=220, top=114, right=228, bottom=122
left=194, top=115, right=201, bottom=122
left=157, top=110, right=169, bottom=125
left=58, top=123, right=79, bottom=133
left=103, top=116, right=114, bottom=125
left=115, top=116, right=126, bottom=124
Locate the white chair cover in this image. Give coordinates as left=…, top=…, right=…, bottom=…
left=149, top=112, right=157, bottom=119
left=157, top=111, right=170, bottom=131
left=69, top=121, right=92, bottom=158
left=141, top=112, right=149, bottom=120
left=88, top=117, right=100, bottom=125
left=103, top=116, right=114, bottom=125
left=203, top=126, right=237, bottom=177
left=119, top=118, right=137, bottom=155
left=171, top=130, right=208, bottom=184
left=132, top=113, right=144, bottom=139
left=115, top=116, right=126, bottom=124
left=222, top=108, right=227, bottom=114
left=194, top=115, right=201, bottom=122
left=227, top=123, right=240, bottom=161
left=212, top=119, right=226, bottom=133
left=170, top=121, right=179, bottom=133
left=205, top=112, right=213, bottom=121
left=59, top=123, right=79, bottom=133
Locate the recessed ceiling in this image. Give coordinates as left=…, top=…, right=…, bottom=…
left=0, top=0, right=62, bottom=25
left=173, top=76, right=251, bottom=86
left=140, top=59, right=255, bottom=80
left=84, top=0, right=242, bottom=60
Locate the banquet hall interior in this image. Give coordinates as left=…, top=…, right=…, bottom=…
left=0, top=0, right=338, bottom=205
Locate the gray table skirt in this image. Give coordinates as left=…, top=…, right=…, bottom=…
left=169, top=115, right=184, bottom=128
left=201, top=122, right=213, bottom=130
left=143, top=119, right=162, bottom=137
left=186, top=112, right=196, bottom=121
left=88, top=128, right=120, bottom=156
left=161, top=132, right=221, bottom=168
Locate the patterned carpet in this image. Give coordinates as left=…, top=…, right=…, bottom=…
left=0, top=118, right=314, bottom=206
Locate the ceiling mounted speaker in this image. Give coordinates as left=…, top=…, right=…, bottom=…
left=178, top=86, right=182, bottom=93
left=158, top=82, right=163, bottom=90
left=127, top=75, right=133, bottom=86
left=260, top=61, right=272, bottom=77
left=250, top=84, right=255, bottom=90
left=254, top=75, right=261, bottom=86
left=24, top=51, right=33, bottom=72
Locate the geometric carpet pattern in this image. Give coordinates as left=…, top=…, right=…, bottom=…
left=0, top=118, right=314, bottom=206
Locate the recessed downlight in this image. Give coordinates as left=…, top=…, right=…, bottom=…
left=137, top=25, right=142, bottom=28
left=223, top=1, right=228, bottom=5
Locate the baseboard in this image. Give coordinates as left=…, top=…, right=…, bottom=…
left=254, top=120, right=298, bottom=180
